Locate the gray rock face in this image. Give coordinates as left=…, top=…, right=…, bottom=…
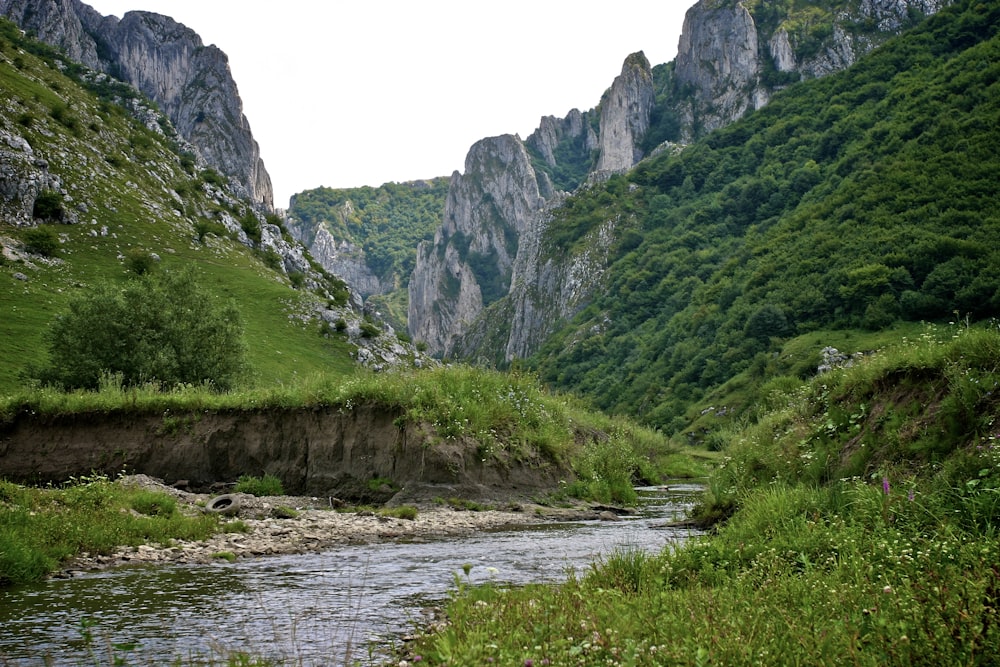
left=673, top=0, right=951, bottom=135
left=308, top=227, right=385, bottom=298
left=0, top=130, right=58, bottom=226
left=527, top=109, right=597, bottom=172
left=675, top=0, right=764, bottom=136
left=408, top=135, right=545, bottom=356
left=410, top=50, right=658, bottom=356
left=595, top=52, right=655, bottom=174
left=0, top=0, right=273, bottom=209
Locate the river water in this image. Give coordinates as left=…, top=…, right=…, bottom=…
left=0, top=484, right=702, bottom=666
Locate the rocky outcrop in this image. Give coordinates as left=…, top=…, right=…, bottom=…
left=410, top=51, right=657, bottom=355
left=672, top=0, right=951, bottom=136
left=525, top=109, right=598, bottom=187
left=307, top=228, right=385, bottom=297
left=0, top=0, right=273, bottom=208
left=595, top=52, right=655, bottom=174
left=0, top=130, right=59, bottom=226
left=674, top=1, right=764, bottom=136
left=409, top=135, right=546, bottom=355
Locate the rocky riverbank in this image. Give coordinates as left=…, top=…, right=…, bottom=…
left=60, top=476, right=624, bottom=576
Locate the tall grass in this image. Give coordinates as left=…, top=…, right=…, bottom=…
left=404, top=325, right=1000, bottom=665
left=0, top=474, right=219, bottom=586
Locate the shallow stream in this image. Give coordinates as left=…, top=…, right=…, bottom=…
left=0, top=484, right=701, bottom=665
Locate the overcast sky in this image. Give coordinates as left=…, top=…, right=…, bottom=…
left=85, top=1, right=691, bottom=208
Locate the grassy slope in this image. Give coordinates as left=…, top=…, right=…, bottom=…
left=0, top=25, right=355, bottom=394
left=406, top=326, right=1000, bottom=666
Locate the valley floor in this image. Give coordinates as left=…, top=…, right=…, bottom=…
left=59, top=476, right=609, bottom=576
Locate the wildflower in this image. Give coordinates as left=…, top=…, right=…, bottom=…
left=883, top=585, right=893, bottom=594
left=908, top=488, right=915, bottom=502
left=882, top=477, right=890, bottom=495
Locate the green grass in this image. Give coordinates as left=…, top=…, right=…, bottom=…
left=0, top=26, right=356, bottom=395
left=0, top=474, right=220, bottom=586
left=233, top=474, right=285, bottom=497
left=403, top=325, right=1000, bottom=665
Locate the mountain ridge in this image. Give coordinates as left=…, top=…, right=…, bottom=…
left=408, top=0, right=952, bottom=360
left=0, top=0, right=273, bottom=208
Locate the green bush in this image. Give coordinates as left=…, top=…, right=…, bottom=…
left=200, top=169, right=226, bottom=187
left=378, top=505, right=418, bottom=520
left=31, top=191, right=64, bottom=222
left=130, top=490, right=177, bottom=516
left=33, top=266, right=247, bottom=391
left=124, top=248, right=156, bottom=276
left=22, top=225, right=60, bottom=256
left=233, top=474, right=284, bottom=497
left=360, top=321, right=381, bottom=338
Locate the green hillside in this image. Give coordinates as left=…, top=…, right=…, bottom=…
left=0, top=19, right=356, bottom=394
left=529, top=0, right=1000, bottom=433
left=288, top=179, right=449, bottom=284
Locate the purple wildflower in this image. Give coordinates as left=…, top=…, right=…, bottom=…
left=908, top=488, right=915, bottom=502
left=882, top=477, right=890, bottom=495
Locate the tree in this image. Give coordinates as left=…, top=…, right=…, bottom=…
left=34, top=267, right=246, bottom=391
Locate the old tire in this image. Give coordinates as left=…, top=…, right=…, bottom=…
left=206, top=494, right=241, bottom=516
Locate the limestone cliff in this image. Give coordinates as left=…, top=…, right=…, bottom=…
left=0, top=0, right=273, bottom=208
left=410, top=53, right=655, bottom=356
left=408, top=135, right=546, bottom=355
left=594, top=51, right=655, bottom=174
left=410, top=1, right=953, bottom=364
left=672, top=0, right=950, bottom=136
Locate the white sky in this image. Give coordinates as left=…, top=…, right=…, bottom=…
left=85, top=1, right=691, bottom=208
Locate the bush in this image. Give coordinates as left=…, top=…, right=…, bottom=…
left=33, top=266, right=247, bottom=391
left=124, top=248, right=156, bottom=276
left=130, top=490, right=177, bottom=516
left=22, top=225, right=60, bottom=256
left=200, top=169, right=226, bottom=187
left=31, top=191, right=64, bottom=222
left=233, top=474, right=284, bottom=497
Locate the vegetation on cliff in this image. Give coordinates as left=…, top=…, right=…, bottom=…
left=531, top=0, right=1000, bottom=433
left=287, top=179, right=449, bottom=285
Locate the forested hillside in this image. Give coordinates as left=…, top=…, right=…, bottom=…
left=287, top=180, right=449, bottom=286
left=286, top=180, right=449, bottom=330
left=530, top=0, right=1000, bottom=432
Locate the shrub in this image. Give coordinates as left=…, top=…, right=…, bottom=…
left=360, top=321, right=381, bottom=338
left=257, top=248, right=283, bottom=271
left=233, top=474, right=284, bottom=497
left=49, top=103, right=80, bottom=134
left=378, top=505, right=418, bottom=520
left=22, top=225, right=60, bottom=256
left=200, top=169, right=226, bottom=187
left=130, top=490, right=177, bottom=516
left=31, top=191, right=64, bottom=222
left=239, top=213, right=262, bottom=244
left=33, top=266, right=247, bottom=391
left=124, top=248, right=157, bottom=276
left=272, top=506, right=299, bottom=519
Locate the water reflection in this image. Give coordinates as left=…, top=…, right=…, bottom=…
left=0, top=485, right=701, bottom=665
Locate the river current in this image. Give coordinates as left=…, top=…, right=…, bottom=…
left=0, top=484, right=702, bottom=665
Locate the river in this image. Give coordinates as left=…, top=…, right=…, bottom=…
left=0, top=484, right=702, bottom=665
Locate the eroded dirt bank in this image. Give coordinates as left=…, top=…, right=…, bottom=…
left=0, top=404, right=570, bottom=504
